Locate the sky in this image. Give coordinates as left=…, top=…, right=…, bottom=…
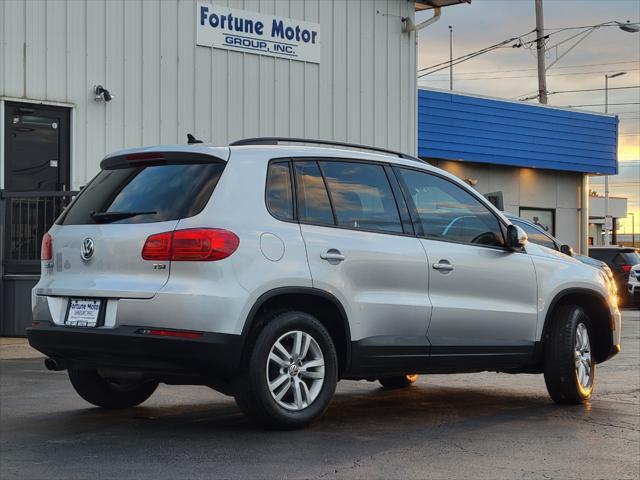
left=417, top=0, right=640, bottom=233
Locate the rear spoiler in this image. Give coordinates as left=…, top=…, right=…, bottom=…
left=100, top=151, right=225, bottom=170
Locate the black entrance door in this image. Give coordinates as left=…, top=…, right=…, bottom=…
left=4, top=102, right=70, bottom=192
left=1, top=102, right=71, bottom=335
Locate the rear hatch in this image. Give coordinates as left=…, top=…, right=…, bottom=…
left=36, top=150, right=227, bottom=299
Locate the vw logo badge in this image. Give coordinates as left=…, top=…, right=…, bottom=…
left=81, top=238, right=95, bottom=261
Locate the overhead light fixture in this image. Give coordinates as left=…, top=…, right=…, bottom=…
left=617, top=21, right=640, bottom=33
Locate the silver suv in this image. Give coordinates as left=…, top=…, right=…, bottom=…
left=27, top=138, right=621, bottom=429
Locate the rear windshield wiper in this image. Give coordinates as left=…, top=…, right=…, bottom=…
left=90, top=210, right=157, bottom=223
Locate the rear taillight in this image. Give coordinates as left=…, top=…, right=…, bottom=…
left=41, top=233, right=52, bottom=261
left=142, top=228, right=239, bottom=261
left=141, top=232, right=172, bottom=260
left=622, top=265, right=631, bottom=273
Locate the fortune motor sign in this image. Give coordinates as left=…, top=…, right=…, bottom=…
left=197, top=3, right=322, bottom=63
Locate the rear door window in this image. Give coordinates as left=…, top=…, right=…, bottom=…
left=59, top=162, right=225, bottom=225
left=294, top=161, right=334, bottom=225
left=318, top=161, right=403, bottom=234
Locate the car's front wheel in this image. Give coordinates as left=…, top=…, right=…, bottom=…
left=234, top=311, right=338, bottom=430
left=68, top=368, right=158, bottom=408
left=543, top=305, right=596, bottom=404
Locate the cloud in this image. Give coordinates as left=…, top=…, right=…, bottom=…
left=417, top=0, right=639, bottom=232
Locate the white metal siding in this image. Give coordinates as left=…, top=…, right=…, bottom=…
left=1, top=0, right=417, bottom=188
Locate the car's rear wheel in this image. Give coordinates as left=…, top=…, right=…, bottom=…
left=379, top=374, right=419, bottom=389
left=68, top=368, right=158, bottom=408
left=543, top=305, right=596, bottom=404
left=234, top=311, right=338, bottom=430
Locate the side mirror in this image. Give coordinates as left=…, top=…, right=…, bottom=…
left=507, top=224, right=528, bottom=250
left=560, top=244, right=574, bottom=256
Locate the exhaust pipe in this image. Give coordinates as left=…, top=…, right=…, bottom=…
left=44, top=358, right=67, bottom=371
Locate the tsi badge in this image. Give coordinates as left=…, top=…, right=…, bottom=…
left=81, top=238, right=95, bottom=261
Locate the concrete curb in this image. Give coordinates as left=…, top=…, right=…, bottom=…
left=0, top=338, right=43, bottom=360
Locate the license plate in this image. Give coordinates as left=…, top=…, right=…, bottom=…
left=65, top=299, right=102, bottom=327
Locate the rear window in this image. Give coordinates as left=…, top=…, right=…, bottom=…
left=59, top=162, right=225, bottom=225
left=616, top=251, right=640, bottom=265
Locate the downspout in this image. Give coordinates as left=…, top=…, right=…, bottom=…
left=581, top=174, right=590, bottom=254
left=403, top=6, right=442, bottom=156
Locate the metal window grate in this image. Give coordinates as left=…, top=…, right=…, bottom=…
left=1, top=191, right=78, bottom=275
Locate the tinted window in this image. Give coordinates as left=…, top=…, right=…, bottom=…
left=397, top=168, right=505, bottom=247
left=616, top=251, right=640, bottom=265
left=266, top=162, right=293, bottom=220
left=60, top=162, right=225, bottom=225
left=511, top=219, right=557, bottom=250
left=319, top=161, right=403, bottom=233
left=294, top=161, right=334, bottom=225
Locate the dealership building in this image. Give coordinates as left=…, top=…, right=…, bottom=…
left=0, top=0, right=619, bottom=335
left=417, top=88, right=618, bottom=251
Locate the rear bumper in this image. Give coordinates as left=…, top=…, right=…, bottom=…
left=26, top=322, right=243, bottom=379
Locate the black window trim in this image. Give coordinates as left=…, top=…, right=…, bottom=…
left=316, top=159, right=407, bottom=236
left=265, top=160, right=296, bottom=222
left=392, top=164, right=512, bottom=252
left=265, top=156, right=420, bottom=239
left=264, top=156, right=513, bottom=249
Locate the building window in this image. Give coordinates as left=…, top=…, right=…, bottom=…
left=519, top=208, right=555, bottom=236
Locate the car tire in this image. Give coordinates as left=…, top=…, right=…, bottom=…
left=543, top=305, right=596, bottom=404
left=68, top=368, right=158, bottom=408
left=379, top=374, right=419, bottom=389
left=234, top=311, right=338, bottom=430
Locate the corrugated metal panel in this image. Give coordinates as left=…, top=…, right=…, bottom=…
left=418, top=89, right=618, bottom=175
left=1, top=0, right=417, bottom=188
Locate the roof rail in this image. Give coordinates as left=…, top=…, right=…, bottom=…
left=229, top=137, right=424, bottom=164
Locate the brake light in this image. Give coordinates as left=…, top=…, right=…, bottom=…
left=126, top=152, right=165, bottom=162
left=41, top=233, right=52, bottom=261
left=141, top=228, right=239, bottom=261
left=142, top=232, right=172, bottom=260
left=622, top=265, right=631, bottom=273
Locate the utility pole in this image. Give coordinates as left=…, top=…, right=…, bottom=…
left=449, top=25, right=453, bottom=91
left=535, top=0, right=548, bottom=104
left=604, top=71, right=626, bottom=246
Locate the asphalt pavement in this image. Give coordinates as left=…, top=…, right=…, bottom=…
left=1, top=310, right=638, bottom=480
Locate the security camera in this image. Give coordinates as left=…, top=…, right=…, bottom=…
left=94, top=85, right=114, bottom=102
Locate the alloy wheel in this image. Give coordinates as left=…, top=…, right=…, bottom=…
left=266, top=330, right=325, bottom=411
left=574, top=322, right=593, bottom=390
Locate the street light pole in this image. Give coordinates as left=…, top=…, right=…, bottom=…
left=449, top=25, right=453, bottom=91
left=535, top=0, right=548, bottom=104
left=604, top=71, right=626, bottom=246
left=631, top=213, right=636, bottom=247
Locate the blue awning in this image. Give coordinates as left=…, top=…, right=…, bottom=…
left=418, top=89, right=618, bottom=175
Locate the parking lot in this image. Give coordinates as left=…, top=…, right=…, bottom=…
left=1, top=309, right=638, bottom=480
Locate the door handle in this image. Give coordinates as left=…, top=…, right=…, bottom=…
left=432, top=261, right=454, bottom=272
left=320, top=249, right=345, bottom=263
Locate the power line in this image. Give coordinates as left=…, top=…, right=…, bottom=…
left=417, top=30, right=536, bottom=76
left=561, top=102, right=640, bottom=107
left=418, top=21, right=639, bottom=78
left=424, top=60, right=640, bottom=78
left=550, top=86, right=639, bottom=94
left=420, top=67, right=640, bottom=82
left=516, top=85, right=640, bottom=101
